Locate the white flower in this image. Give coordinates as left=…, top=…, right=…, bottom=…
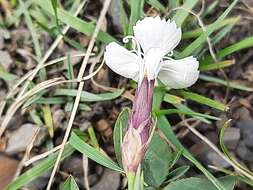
left=104, top=16, right=199, bottom=89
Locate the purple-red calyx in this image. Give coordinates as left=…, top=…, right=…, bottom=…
left=121, top=77, right=155, bottom=173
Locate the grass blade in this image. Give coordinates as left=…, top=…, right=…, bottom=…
left=199, top=60, right=235, bottom=72
left=6, top=144, right=75, bottom=190
left=172, top=0, right=199, bottom=27
left=69, top=131, right=123, bottom=173
left=128, top=0, right=144, bottom=35
left=172, top=90, right=229, bottom=111
left=199, top=74, right=253, bottom=92
left=60, top=176, right=79, bottom=190
left=35, top=0, right=117, bottom=43
left=54, top=88, right=124, bottom=102
left=113, top=108, right=130, bottom=167
left=178, top=0, right=239, bottom=58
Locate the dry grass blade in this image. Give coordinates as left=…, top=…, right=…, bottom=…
left=24, top=144, right=62, bottom=166
left=46, top=0, right=112, bottom=189
left=0, top=2, right=87, bottom=137
left=83, top=155, right=90, bottom=190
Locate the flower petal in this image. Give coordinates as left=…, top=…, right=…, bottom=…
left=133, top=16, right=181, bottom=54
left=104, top=42, right=140, bottom=80
left=158, top=56, right=199, bottom=89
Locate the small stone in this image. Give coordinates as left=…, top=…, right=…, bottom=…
left=0, top=50, right=12, bottom=71
left=91, top=169, right=120, bottom=190
left=6, top=124, right=42, bottom=154
left=236, top=141, right=253, bottom=162
left=237, top=116, right=253, bottom=147
left=62, top=157, right=84, bottom=177
left=223, top=127, right=240, bottom=149
left=206, top=151, right=230, bottom=168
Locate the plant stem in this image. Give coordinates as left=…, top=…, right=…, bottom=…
left=127, top=172, right=136, bottom=190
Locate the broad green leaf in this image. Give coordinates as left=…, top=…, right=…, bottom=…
left=199, top=74, right=253, bottom=92
left=54, top=88, right=124, bottom=102
left=163, top=176, right=236, bottom=190
left=60, top=176, right=79, bottom=190
left=35, top=0, right=117, bottom=43
left=172, top=90, right=229, bottom=111
left=113, top=108, right=130, bottom=168
left=178, top=0, right=239, bottom=58
left=143, top=133, right=173, bottom=187
left=69, top=131, right=124, bottom=173
left=165, top=165, right=190, bottom=183
left=6, top=144, right=75, bottom=190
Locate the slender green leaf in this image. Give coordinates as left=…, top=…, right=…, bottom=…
left=182, top=17, right=240, bottom=39
left=42, top=104, right=54, bottom=137
left=172, top=0, right=199, bottom=27
left=166, top=165, right=190, bottom=183
left=146, top=0, right=167, bottom=13
left=128, top=0, right=144, bottom=34
left=35, top=0, right=117, bottom=43
left=199, top=60, right=235, bottom=72
left=54, top=88, right=124, bottom=102
left=69, top=131, right=124, bottom=173
left=88, top=126, right=99, bottom=149
left=172, top=90, right=229, bottom=111
left=156, top=109, right=220, bottom=121
left=60, top=176, right=79, bottom=190
left=113, top=108, right=130, bottom=167
left=0, top=70, right=17, bottom=81
left=6, top=144, right=75, bottom=190
left=199, top=74, right=253, bottom=92
left=178, top=0, right=239, bottom=58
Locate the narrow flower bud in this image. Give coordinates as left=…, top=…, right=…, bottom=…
left=121, top=77, right=154, bottom=173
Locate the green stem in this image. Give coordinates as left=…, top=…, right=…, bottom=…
left=127, top=172, right=136, bottom=190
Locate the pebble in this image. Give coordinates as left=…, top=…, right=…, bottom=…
left=206, top=151, right=230, bottom=168
left=236, top=141, right=253, bottom=162
left=223, top=127, right=240, bottom=149
left=0, top=50, right=12, bottom=71
left=237, top=115, right=253, bottom=148
left=91, top=169, right=120, bottom=190
left=6, top=124, right=46, bottom=154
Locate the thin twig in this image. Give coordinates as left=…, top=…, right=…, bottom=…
left=46, top=0, right=112, bottom=189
